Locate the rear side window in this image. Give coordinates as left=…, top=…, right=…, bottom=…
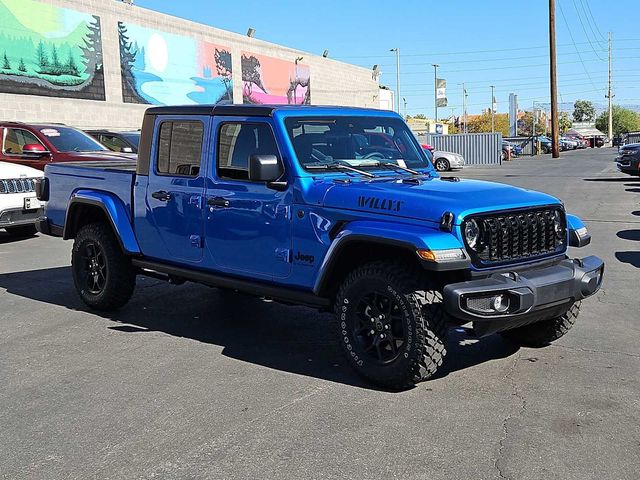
left=217, top=123, right=279, bottom=180
left=157, top=121, right=204, bottom=177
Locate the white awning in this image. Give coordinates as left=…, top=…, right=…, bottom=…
left=567, top=127, right=605, bottom=137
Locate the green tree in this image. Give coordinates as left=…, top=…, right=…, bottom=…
left=2, top=51, right=11, bottom=70
left=468, top=112, right=509, bottom=136
left=51, top=44, right=60, bottom=69
left=66, top=51, right=79, bottom=76
left=518, top=111, right=546, bottom=136
left=558, top=111, right=572, bottom=134
left=36, top=41, right=49, bottom=68
left=414, top=113, right=427, bottom=120
left=18, top=58, right=26, bottom=72
left=573, top=100, right=596, bottom=122
left=595, top=106, right=640, bottom=136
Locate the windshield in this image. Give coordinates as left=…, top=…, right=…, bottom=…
left=285, top=116, right=433, bottom=172
left=39, top=126, right=108, bottom=152
left=121, top=133, right=140, bottom=148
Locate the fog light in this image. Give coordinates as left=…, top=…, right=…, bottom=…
left=492, top=294, right=509, bottom=313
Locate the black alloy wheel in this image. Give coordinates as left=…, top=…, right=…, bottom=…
left=353, top=290, right=407, bottom=364
left=80, top=242, right=107, bottom=294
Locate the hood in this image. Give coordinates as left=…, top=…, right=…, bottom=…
left=61, top=151, right=137, bottom=161
left=0, top=161, right=43, bottom=179
left=310, top=176, right=561, bottom=225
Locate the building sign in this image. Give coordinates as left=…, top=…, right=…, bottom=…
left=0, top=0, right=105, bottom=100
left=241, top=52, right=310, bottom=105
left=117, top=22, right=233, bottom=105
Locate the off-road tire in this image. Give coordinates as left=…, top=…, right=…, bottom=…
left=333, top=260, right=447, bottom=389
left=434, top=158, right=450, bottom=172
left=5, top=224, right=37, bottom=237
left=71, top=222, right=136, bottom=311
left=500, top=302, right=581, bottom=347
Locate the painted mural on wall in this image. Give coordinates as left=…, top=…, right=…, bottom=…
left=118, top=22, right=233, bottom=106
left=241, top=52, right=310, bottom=105
left=0, top=0, right=105, bottom=100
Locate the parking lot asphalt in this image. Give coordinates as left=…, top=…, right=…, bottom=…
left=1, top=147, right=638, bottom=480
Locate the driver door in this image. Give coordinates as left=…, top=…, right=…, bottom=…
left=0, top=127, right=48, bottom=169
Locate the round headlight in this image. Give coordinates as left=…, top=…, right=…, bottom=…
left=553, top=211, right=565, bottom=240
left=464, top=219, right=480, bottom=249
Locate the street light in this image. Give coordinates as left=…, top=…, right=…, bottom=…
left=489, top=85, right=496, bottom=133
left=246, top=27, right=256, bottom=38
left=390, top=48, right=400, bottom=115
left=432, top=64, right=439, bottom=121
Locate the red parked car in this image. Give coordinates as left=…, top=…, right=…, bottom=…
left=0, top=122, right=135, bottom=170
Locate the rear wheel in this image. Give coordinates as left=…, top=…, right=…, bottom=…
left=71, top=222, right=136, bottom=311
left=334, top=260, right=447, bottom=389
left=5, top=224, right=37, bottom=237
left=434, top=158, right=450, bottom=171
left=500, top=302, right=581, bottom=347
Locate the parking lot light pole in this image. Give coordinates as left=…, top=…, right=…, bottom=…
left=390, top=48, right=400, bottom=115
left=432, top=64, right=439, bottom=122
left=490, top=85, right=495, bottom=132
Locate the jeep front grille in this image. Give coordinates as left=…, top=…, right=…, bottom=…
left=464, top=207, right=566, bottom=267
left=0, top=178, right=37, bottom=194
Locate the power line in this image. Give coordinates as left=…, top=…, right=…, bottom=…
left=570, top=0, right=605, bottom=60
left=580, top=0, right=608, bottom=43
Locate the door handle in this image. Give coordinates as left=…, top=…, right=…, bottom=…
left=151, top=190, right=171, bottom=201
left=207, top=197, right=230, bottom=208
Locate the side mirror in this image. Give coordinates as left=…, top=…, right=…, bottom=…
left=248, top=154, right=284, bottom=183
left=22, top=144, right=49, bottom=156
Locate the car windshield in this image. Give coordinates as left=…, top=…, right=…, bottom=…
left=285, top=116, right=433, bottom=172
left=121, top=133, right=140, bottom=148
left=39, top=126, right=108, bottom=152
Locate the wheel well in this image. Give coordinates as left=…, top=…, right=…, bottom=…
left=64, top=203, right=110, bottom=240
left=317, top=240, right=421, bottom=298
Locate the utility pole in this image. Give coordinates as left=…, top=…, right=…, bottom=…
left=490, top=85, right=495, bottom=132
left=464, top=85, right=468, bottom=133
left=607, top=32, right=613, bottom=144
left=403, top=97, right=407, bottom=119
left=390, top=48, right=400, bottom=115
left=432, top=64, right=439, bottom=121
left=549, top=0, right=560, bottom=157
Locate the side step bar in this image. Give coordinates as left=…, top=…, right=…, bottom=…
left=131, top=258, right=331, bottom=309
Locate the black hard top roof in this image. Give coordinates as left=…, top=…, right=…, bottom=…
left=143, top=104, right=377, bottom=117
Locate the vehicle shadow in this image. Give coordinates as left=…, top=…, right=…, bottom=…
left=615, top=252, right=640, bottom=268
left=0, top=266, right=522, bottom=390
left=583, top=177, right=631, bottom=182
left=632, top=210, right=640, bottom=217
left=0, top=231, right=39, bottom=244
left=625, top=188, right=640, bottom=193
left=617, top=229, right=640, bottom=241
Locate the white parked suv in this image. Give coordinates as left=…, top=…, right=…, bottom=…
left=0, top=161, right=43, bottom=237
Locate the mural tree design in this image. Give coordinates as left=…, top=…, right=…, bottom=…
left=241, top=54, right=267, bottom=101
left=118, top=21, right=145, bottom=104
left=0, top=2, right=105, bottom=100
left=215, top=49, right=232, bottom=101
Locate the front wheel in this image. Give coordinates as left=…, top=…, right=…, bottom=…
left=434, top=158, right=450, bottom=171
left=500, top=302, right=581, bottom=347
left=71, top=222, right=136, bottom=311
left=334, top=261, right=447, bottom=389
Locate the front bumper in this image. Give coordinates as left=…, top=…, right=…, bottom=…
left=0, top=207, right=40, bottom=228
left=443, top=256, right=604, bottom=337
left=616, top=158, right=639, bottom=176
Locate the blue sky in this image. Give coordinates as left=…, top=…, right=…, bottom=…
left=135, top=0, right=637, bottom=116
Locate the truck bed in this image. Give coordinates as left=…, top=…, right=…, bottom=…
left=44, top=160, right=137, bottom=229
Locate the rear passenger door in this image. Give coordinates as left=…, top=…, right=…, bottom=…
left=144, top=116, right=210, bottom=263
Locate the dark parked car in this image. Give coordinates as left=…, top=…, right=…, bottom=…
left=0, top=122, right=136, bottom=170
left=616, top=143, right=640, bottom=176
left=85, top=130, right=140, bottom=153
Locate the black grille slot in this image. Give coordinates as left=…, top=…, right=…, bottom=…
left=465, top=207, right=566, bottom=267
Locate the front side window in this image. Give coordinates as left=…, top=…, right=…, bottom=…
left=3, top=128, right=44, bottom=154
left=217, top=123, right=279, bottom=180
left=157, top=121, right=204, bottom=177
left=285, top=116, right=433, bottom=172
left=38, top=126, right=107, bottom=153
left=100, top=135, right=130, bottom=153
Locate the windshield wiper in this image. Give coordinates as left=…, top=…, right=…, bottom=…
left=380, top=162, right=421, bottom=175
left=305, top=162, right=375, bottom=178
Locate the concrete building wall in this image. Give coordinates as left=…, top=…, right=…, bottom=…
left=0, top=0, right=379, bottom=130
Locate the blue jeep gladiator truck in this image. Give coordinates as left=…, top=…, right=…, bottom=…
left=35, top=105, right=604, bottom=389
